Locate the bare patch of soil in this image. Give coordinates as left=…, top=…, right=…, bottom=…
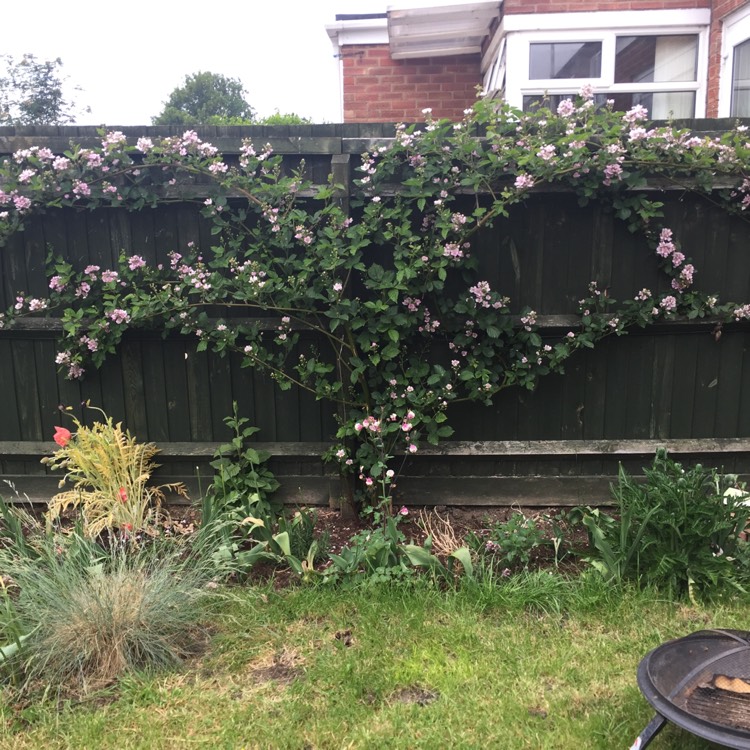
left=390, top=686, right=440, bottom=706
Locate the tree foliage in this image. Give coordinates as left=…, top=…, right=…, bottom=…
left=257, top=110, right=312, bottom=126
left=0, top=54, right=83, bottom=126
left=152, top=71, right=255, bottom=126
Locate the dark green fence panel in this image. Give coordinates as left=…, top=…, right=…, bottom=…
left=0, top=126, right=748, bottom=505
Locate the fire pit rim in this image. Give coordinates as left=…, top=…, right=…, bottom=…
left=637, top=628, right=750, bottom=750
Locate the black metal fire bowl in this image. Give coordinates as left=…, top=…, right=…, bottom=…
left=633, top=629, right=750, bottom=749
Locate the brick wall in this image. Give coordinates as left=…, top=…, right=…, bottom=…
left=342, top=45, right=481, bottom=122
left=337, top=0, right=750, bottom=120
left=503, top=0, right=709, bottom=10
left=707, top=0, right=748, bottom=114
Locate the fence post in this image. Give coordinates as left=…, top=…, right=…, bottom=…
left=331, top=153, right=351, bottom=214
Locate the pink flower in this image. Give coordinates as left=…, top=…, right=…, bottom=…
left=118, top=487, right=128, bottom=503
left=398, top=506, right=409, bottom=516
left=514, top=174, right=535, bottom=190
left=660, top=295, right=677, bottom=312
left=12, top=194, right=31, bottom=212
left=53, top=426, right=71, bottom=447
left=128, top=255, right=146, bottom=271
left=72, top=180, right=91, bottom=197
left=623, top=105, right=649, bottom=124
left=49, top=276, right=66, bottom=293
left=108, top=309, right=131, bottom=325
left=365, top=477, right=374, bottom=486
left=536, top=145, right=556, bottom=161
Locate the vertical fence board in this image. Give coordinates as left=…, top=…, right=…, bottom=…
left=186, top=347, right=213, bottom=441
left=739, top=337, right=750, bottom=438
left=624, top=336, right=655, bottom=439
left=692, top=333, right=722, bottom=437
left=714, top=332, right=744, bottom=437
left=140, top=339, right=170, bottom=443
left=162, top=339, right=192, bottom=441
left=669, top=334, right=700, bottom=438
left=650, top=332, right=676, bottom=439
left=33, top=339, right=62, bottom=440
left=230, top=356, right=257, bottom=435
left=12, top=340, right=42, bottom=440
left=22, top=222, right=47, bottom=298
left=0, top=340, right=21, bottom=440
left=120, top=339, right=149, bottom=438
left=87, top=212, right=116, bottom=270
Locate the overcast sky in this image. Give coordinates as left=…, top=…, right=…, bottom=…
left=3, top=0, right=388, bottom=126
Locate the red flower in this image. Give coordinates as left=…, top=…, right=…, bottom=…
left=118, top=487, right=128, bottom=503
left=122, top=523, right=132, bottom=532
left=53, top=426, right=72, bottom=447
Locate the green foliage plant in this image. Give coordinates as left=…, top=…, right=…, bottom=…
left=402, top=538, right=474, bottom=582
left=256, top=110, right=312, bottom=126
left=282, top=508, right=329, bottom=562
left=210, top=513, right=319, bottom=582
left=42, top=404, right=186, bottom=538
left=2, top=92, right=750, bottom=506
left=466, top=512, right=544, bottom=571
left=205, top=403, right=281, bottom=518
left=577, top=449, right=750, bottom=598
left=152, top=71, right=254, bottom=125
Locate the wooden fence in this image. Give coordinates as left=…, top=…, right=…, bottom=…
left=1, top=123, right=748, bottom=507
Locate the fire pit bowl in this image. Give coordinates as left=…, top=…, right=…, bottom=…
left=633, top=629, right=750, bottom=749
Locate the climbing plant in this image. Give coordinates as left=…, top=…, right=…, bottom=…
left=1, top=89, right=749, bottom=501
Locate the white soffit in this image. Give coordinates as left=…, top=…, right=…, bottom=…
left=387, top=1, right=501, bottom=59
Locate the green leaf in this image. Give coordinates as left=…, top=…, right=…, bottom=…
left=273, top=531, right=292, bottom=557
left=450, top=547, right=474, bottom=579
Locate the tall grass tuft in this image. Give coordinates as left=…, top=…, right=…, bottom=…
left=0, top=530, right=214, bottom=694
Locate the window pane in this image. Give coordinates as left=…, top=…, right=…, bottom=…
left=522, top=93, right=609, bottom=111
left=529, top=42, right=602, bottom=79
left=731, top=38, right=750, bottom=117
left=606, top=91, right=695, bottom=119
left=615, top=35, right=697, bottom=83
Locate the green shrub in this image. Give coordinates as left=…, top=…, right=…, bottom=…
left=466, top=512, right=544, bottom=570
left=577, top=449, right=750, bottom=598
left=206, top=403, right=280, bottom=518
left=283, top=509, right=329, bottom=563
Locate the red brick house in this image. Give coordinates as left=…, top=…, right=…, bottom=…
left=326, top=0, right=750, bottom=121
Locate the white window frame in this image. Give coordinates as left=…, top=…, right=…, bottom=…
left=718, top=3, right=750, bottom=117
left=501, top=9, right=710, bottom=117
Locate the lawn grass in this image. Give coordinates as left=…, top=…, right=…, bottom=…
left=1, top=572, right=745, bottom=749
